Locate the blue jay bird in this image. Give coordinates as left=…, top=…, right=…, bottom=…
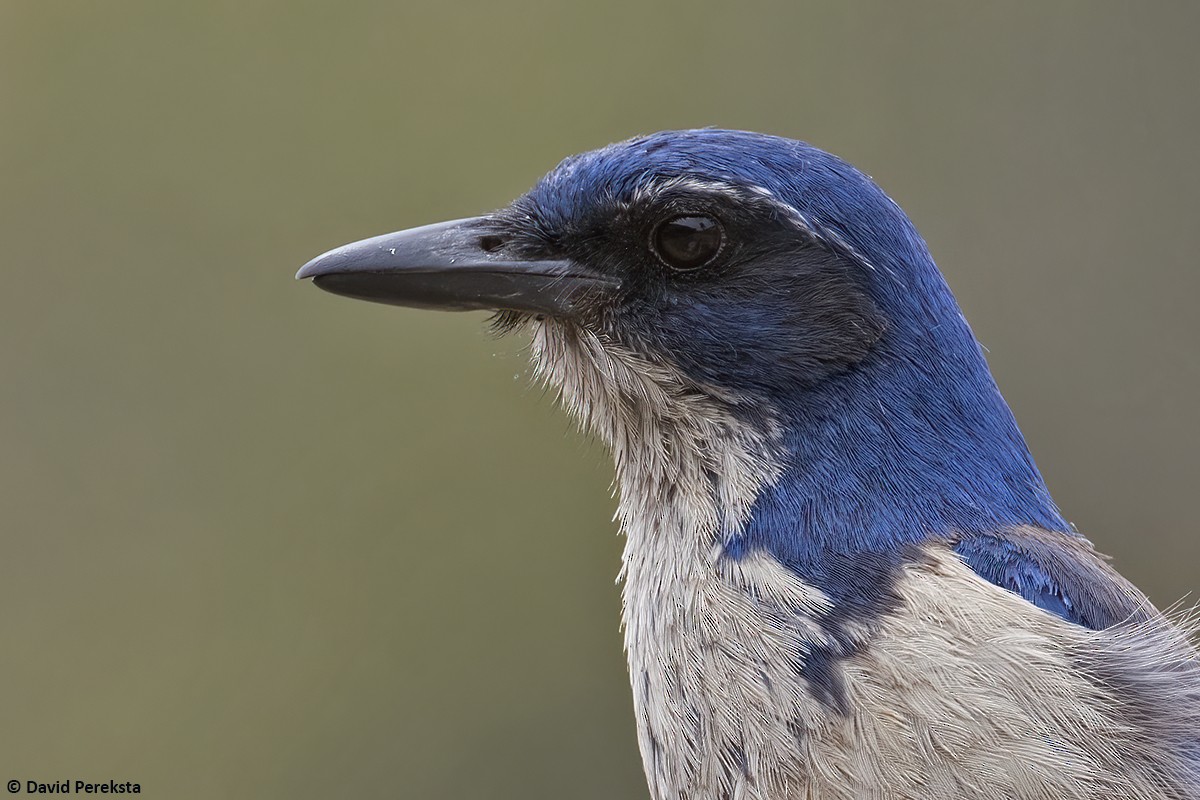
left=298, top=130, right=1200, bottom=799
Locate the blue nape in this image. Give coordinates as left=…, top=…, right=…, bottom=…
left=582, top=132, right=1095, bottom=629
left=538, top=131, right=1084, bottom=625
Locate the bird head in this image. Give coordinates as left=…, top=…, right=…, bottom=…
left=299, top=129, right=1068, bottom=552
left=298, top=130, right=924, bottom=401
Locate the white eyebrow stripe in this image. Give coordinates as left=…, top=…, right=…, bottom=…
left=638, top=176, right=804, bottom=225
left=640, top=175, right=904, bottom=285
left=795, top=212, right=899, bottom=284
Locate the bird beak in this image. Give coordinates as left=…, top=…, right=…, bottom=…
left=296, top=216, right=617, bottom=317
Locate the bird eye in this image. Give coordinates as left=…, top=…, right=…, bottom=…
left=651, top=215, right=724, bottom=271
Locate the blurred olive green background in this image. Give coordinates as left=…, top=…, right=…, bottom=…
left=2, top=2, right=1198, bottom=797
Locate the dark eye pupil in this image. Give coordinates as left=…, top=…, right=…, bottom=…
left=653, top=215, right=723, bottom=270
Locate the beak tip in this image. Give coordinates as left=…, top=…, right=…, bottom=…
left=295, top=255, right=326, bottom=281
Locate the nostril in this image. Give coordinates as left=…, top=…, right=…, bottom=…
left=479, top=234, right=506, bottom=253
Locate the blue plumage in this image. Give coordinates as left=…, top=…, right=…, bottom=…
left=958, top=535, right=1083, bottom=622
left=524, top=130, right=1077, bottom=610
left=300, top=129, right=1200, bottom=800
left=953, top=528, right=1147, bottom=630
